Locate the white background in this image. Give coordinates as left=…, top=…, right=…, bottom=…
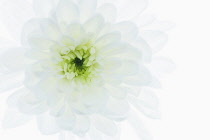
left=0, top=0, right=210, bottom=140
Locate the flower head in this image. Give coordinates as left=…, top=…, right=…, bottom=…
left=0, top=0, right=174, bottom=139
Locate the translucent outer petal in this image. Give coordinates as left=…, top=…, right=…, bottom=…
left=2, top=107, right=31, bottom=128
left=28, top=36, right=56, bottom=50
left=88, top=127, right=103, bottom=140
left=128, top=89, right=161, bottom=119
left=95, top=31, right=121, bottom=49
left=56, top=107, right=76, bottom=130
left=141, top=30, right=168, bottom=53
left=133, top=14, right=156, bottom=27
left=114, top=21, right=139, bottom=42
left=133, top=37, right=152, bottom=62
left=0, top=48, right=31, bottom=71
left=7, top=88, right=27, bottom=107
left=97, top=3, right=117, bottom=22
left=106, top=85, right=127, bottom=99
left=37, top=113, right=60, bottom=135
left=148, top=57, right=176, bottom=77
left=78, top=0, right=97, bottom=22
left=72, top=115, right=90, bottom=136
left=58, top=132, right=76, bottom=140
left=127, top=111, right=153, bottom=140
left=99, top=0, right=148, bottom=21
left=124, top=64, right=152, bottom=86
left=92, top=115, right=118, bottom=136
left=81, top=87, right=108, bottom=113
left=56, top=0, right=79, bottom=25
left=65, top=23, right=86, bottom=43
left=0, top=0, right=34, bottom=40
left=40, top=19, right=63, bottom=41
left=33, top=0, right=57, bottom=17
left=103, top=97, right=130, bottom=121
left=119, top=0, right=148, bottom=20
left=18, top=91, right=48, bottom=115
left=116, top=59, right=139, bottom=76
left=84, top=15, right=105, bottom=37
left=0, top=73, right=23, bottom=93
left=22, top=18, right=45, bottom=46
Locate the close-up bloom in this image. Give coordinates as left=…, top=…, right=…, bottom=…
left=0, top=0, right=174, bottom=140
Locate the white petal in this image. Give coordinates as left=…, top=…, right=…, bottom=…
left=114, top=21, right=139, bottom=42
left=149, top=76, right=162, bottom=88
left=117, top=0, right=148, bottom=21
left=100, top=42, right=127, bottom=57
left=28, top=35, right=56, bottom=50
left=124, top=64, right=152, bottom=86
left=147, top=19, right=176, bottom=31
left=128, top=111, right=153, bottom=140
left=40, top=19, right=62, bottom=41
left=78, top=0, right=97, bottom=22
left=33, top=0, right=57, bottom=17
left=2, top=107, right=31, bottom=128
left=88, top=127, right=103, bottom=140
left=22, top=18, right=44, bottom=46
left=7, top=88, right=28, bottom=107
left=128, top=90, right=161, bottom=119
left=92, top=115, right=117, bottom=136
left=18, top=92, right=48, bottom=115
left=139, top=88, right=159, bottom=109
left=65, top=23, right=86, bottom=42
left=56, top=0, right=79, bottom=25
left=141, top=30, right=168, bottom=53
left=0, top=0, right=34, bottom=39
left=133, top=14, right=156, bottom=27
left=103, top=97, right=130, bottom=121
left=37, top=113, right=60, bottom=135
left=95, top=32, right=121, bottom=49
left=117, top=60, right=139, bottom=76
left=134, top=37, right=152, bottom=62
left=24, top=62, right=45, bottom=89
left=149, top=57, right=175, bottom=77
left=84, top=15, right=105, bottom=35
left=72, top=115, right=90, bottom=136
left=50, top=97, right=66, bottom=117
left=0, top=73, right=23, bottom=93
left=0, top=48, right=31, bottom=71
left=81, top=87, right=108, bottom=113
left=58, top=132, right=76, bottom=140
left=106, top=85, right=127, bottom=99
left=97, top=3, right=117, bottom=22
left=56, top=107, right=76, bottom=130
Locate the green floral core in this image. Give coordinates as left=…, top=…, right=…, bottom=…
left=56, top=43, right=100, bottom=83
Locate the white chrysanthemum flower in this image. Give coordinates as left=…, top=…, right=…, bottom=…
left=0, top=0, right=174, bottom=140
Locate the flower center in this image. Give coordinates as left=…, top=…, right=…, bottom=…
left=73, top=57, right=84, bottom=68
left=55, top=43, right=101, bottom=84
